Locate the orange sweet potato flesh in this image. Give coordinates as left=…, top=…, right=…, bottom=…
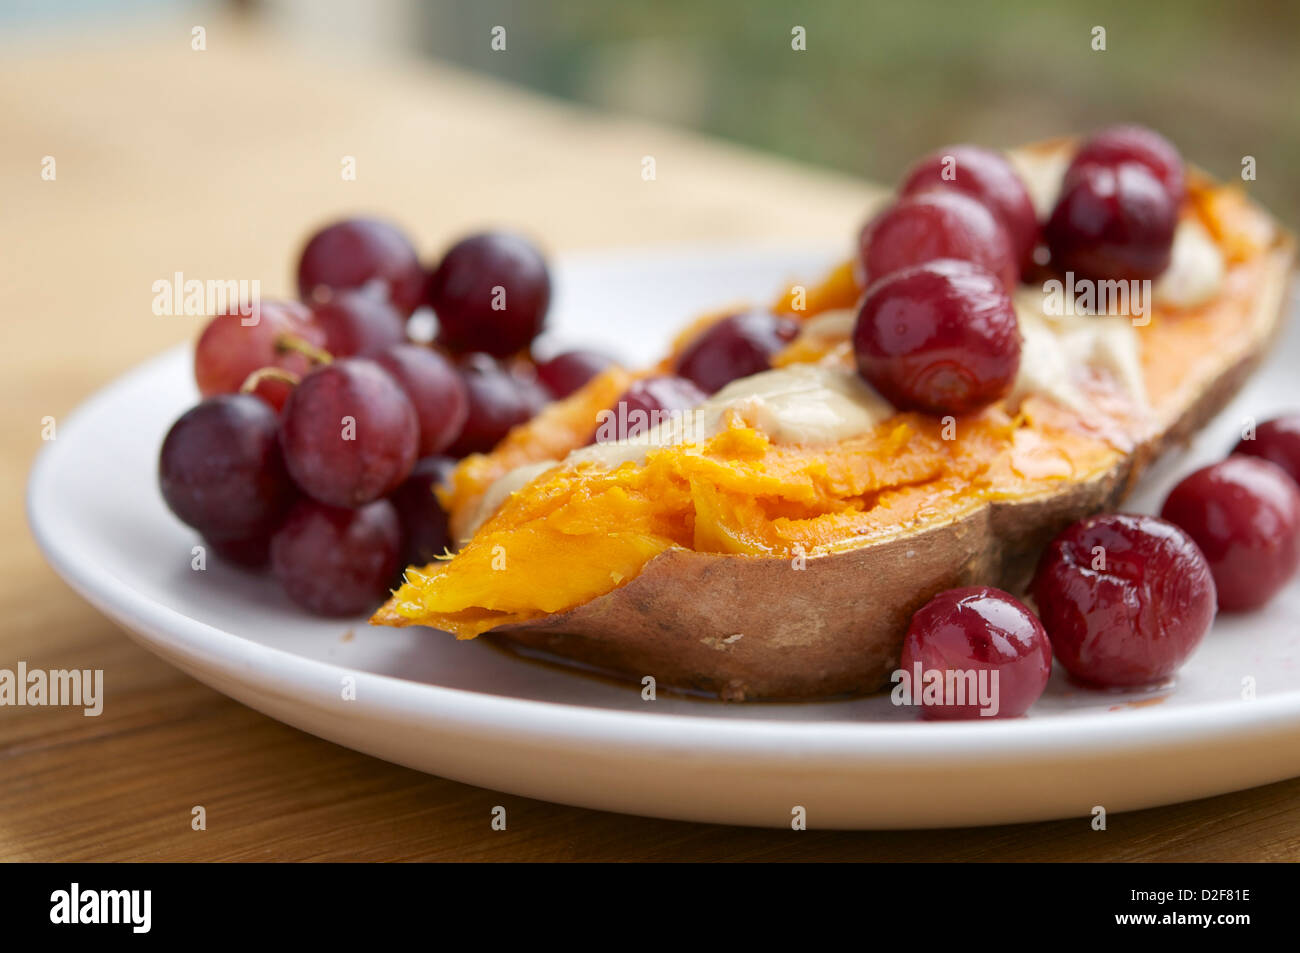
left=375, top=145, right=1295, bottom=700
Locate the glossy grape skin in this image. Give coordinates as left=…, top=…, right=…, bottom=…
left=859, top=190, right=1019, bottom=291
left=899, top=145, right=1039, bottom=272
left=159, top=394, right=293, bottom=540
left=1031, top=514, right=1216, bottom=687
left=853, top=259, right=1020, bottom=416
left=279, top=359, right=419, bottom=507
left=430, top=233, right=551, bottom=356
left=1069, top=124, right=1185, bottom=205
left=389, top=455, right=456, bottom=567
left=445, top=354, right=540, bottom=456
left=1044, top=162, right=1177, bottom=282
left=193, top=300, right=323, bottom=411
left=596, top=375, right=707, bottom=442
left=270, top=499, right=402, bottom=616
left=673, top=312, right=798, bottom=395
left=900, top=587, right=1051, bottom=720
left=372, top=344, right=470, bottom=456
left=311, top=289, right=406, bottom=358
left=536, top=349, right=616, bottom=399
left=297, top=218, right=426, bottom=316
left=1234, top=414, right=1300, bottom=486
left=1160, top=456, right=1300, bottom=612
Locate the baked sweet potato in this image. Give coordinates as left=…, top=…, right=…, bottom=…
left=375, top=141, right=1296, bottom=700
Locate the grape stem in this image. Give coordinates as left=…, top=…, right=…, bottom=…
left=239, top=366, right=300, bottom=394
left=275, top=334, right=333, bottom=365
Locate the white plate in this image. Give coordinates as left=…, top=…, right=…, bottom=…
left=27, top=244, right=1300, bottom=829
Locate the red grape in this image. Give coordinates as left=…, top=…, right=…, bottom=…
left=297, top=218, right=426, bottom=316
left=205, top=534, right=271, bottom=570
left=446, top=354, right=540, bottom=456
left=597, top=375, right=707, bottom=442
left=193, top=300, right=323, bottom=411
left=270, top=499, right=402, bottom=616
left=853, top=259, right=1020, bottom=415
left=311, top=288, right=406, bottom=358
left=430, top=232, right=551, bottom=356
left=900, top=587, right=1051, bottom=719
left=673, top=312, right=798, bottom=395
left=1045, top=162, right=1176, bottom=282
left=859, top=190, right=1018, bottom=291
left=389, top=455, right=456, bottom=567
left=1234, top=414, right=1300, bottom=486
left=1069, top=124, right=1185, bottom=205
left=159, top=394, right=292, bottom=540
left=536, top=349, right=616, bottom=399
left=372, top=344, right=470, bottom=456
left=899, top=145, right=1039, bottom=272
left=1032, top=514, right=1216, bottom=687
left=1160, top=456, right=1300, bottom=612
left=279, top=358, right=419, bottom=507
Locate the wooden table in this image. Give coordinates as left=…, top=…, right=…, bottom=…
left=3, top=17, right=1297, bottom=862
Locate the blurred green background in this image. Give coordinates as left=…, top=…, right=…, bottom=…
left=413, top=0, right=1299, bottom=223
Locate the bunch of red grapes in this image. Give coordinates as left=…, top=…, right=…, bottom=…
left=159, top=221, right=620, bottom=616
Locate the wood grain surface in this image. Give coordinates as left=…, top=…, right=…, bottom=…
left=3, top=15, right=1297, bottom=861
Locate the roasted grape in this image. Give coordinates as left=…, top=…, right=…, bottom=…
left=853, top=259, right=1020, bottom=415
left=1160, top=456, right=1300, bottom=612
left=1068, top=124, right=1185, bottom=205
left=1044, top=162, right=1176, bottom=282
left=859, top=190, right=1018, bottom=291
left=900, top=586, right=1051, bottom=719
left=899, top=145, right=1039, bottom=271
left=1031, top=514, right=1216, bottom=687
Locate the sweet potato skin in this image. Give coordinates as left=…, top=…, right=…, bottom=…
left=488, top=236, right=1294, bottom=700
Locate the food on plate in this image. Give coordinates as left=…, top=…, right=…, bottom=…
left=447, top=353, right=549, bottom=456
left=279, top=359, right=419, bottom=508
left=371, top=344, right=469, bottom=457
left=159, top=393, right=293, bottom=542
left=270, top=499, right=402, bottom=616
left=858, top=189, right=1019, bottom=291
left=852, top=259, right=1020, bottom=415
left=898, top=586, right=1051, bottom=719
left=297, top=217, right=426, bottom=316
left=1030, top=514, right=1216, bottom=687
left=310, top=288, right=407, bottom=359
left=899, top=145, right=1040, bottom=272
left=1160, top=456, right=1300, bottom=612
left=1234, top=414, right=1300, bottom=485
left=429, top=232, right=551, bottom=356
left=193, top=300, right=323, bottom=411
left=373, top=130, right=1295, bottom=700
left=673, top=311, right=800, bottom=394
left=536, top=349, right=617, bottom=399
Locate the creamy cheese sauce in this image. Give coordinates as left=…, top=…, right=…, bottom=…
left=465, top=364, right=894, bottom=535
left=1155, top=218, right=1226, bottom=310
